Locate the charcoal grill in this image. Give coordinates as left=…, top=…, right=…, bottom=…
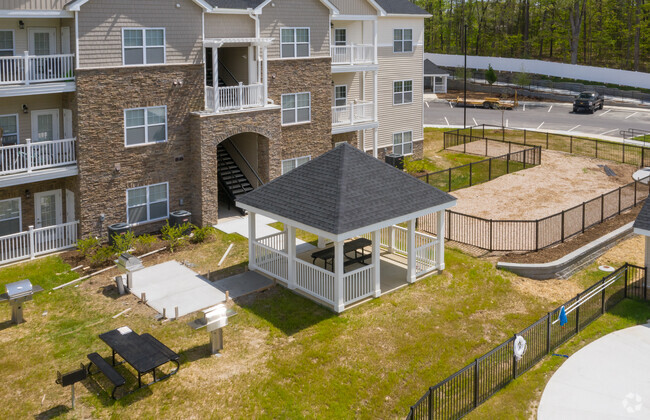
left=115, top=253, right=144, bottom=290
left=0, top=279, right=44, bottom=324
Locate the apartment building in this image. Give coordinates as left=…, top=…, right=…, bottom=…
left=0, top=0, right=428, bottom=264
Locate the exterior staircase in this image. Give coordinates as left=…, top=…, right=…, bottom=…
left=218, top=143, right=254, bottom=214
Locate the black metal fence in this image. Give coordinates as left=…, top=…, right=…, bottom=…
left=417, top=144, right=541, bottom=193
left=407, top=263, right=647, bottom=420
left=444, top=124, right=650, bottom=167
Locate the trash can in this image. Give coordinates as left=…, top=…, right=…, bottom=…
left=385, top=153, right=404, bottom=170
left=107, top=223, right=131, bottom=246
left=170, top=210, right=192, bottom=235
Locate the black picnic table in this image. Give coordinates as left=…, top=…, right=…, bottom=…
left=311, top=237, right=372, bottom=272
left=99, top=327, right=179, bottom=388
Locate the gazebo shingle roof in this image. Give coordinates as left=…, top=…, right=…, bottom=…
left=237, top=144, right=456, bottom=235
left=633, top=198, right=650, bottom=232
left=424, top=59, right=449, bottom=76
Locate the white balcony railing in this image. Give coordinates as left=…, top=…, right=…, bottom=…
left=205, top=83, right=264, bottom=112
left=0, top=221, right=78, bottom=265
left=0, top=52, right=75, bottom=86
left=332, top=101, right=375, bottom=126
left=0, top=138, right=77, bottom=176
left=330, top=45, right=375, bottom=65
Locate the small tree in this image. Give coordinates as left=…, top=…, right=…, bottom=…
left=513, top=67, right=531, bottom=89
left=485, top=64, right=497, bottom=92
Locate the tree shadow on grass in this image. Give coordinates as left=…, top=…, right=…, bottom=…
left=235, top=286, right=337, bottom=336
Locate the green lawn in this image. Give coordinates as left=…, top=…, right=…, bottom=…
left=1, top=236, right=633, bottom=418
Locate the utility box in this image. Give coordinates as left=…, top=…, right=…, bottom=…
left=385, top=153, right=404, bottom=170
left=108, top=223, right=131, bottom=246
left=169, top=210, right=192, bottom=235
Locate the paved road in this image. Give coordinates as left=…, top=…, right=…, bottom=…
left=424, top=101, right=650, bottom=139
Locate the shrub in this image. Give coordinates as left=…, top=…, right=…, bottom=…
left=77, top=236, right=100, bottom=260
left=485, top=64, right=497, bottom=88
left=161, top=221, right=190, bottom=253
left=90, top=245, right=116, bottom=267
left=513, top=67, right=531, bottom=88
left=191, top=225, right=217, bottom=244
left=134, top=234, right=158, bottom=255
left=111, top=231, right=135, bottom=254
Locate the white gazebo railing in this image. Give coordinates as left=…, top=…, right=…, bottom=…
left=0, top=221, right=79, bottom=265
left=344, top=265, right=374, bottom=305
left=257, top=230, right=287, bottom=252
left=295, top=259, right=335, bottom=305
left=330, top=45, right=375, bottom=65
left=0, top=53, right=75, bottom=85
left=253, top=242, right=288, bottom=282
left=332, top=101, right=375, bottom=126
left=205, top=83, right=264, bottom=112
left=0, top=138, right=77, bottom=176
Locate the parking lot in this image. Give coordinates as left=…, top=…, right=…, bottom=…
left=424, top=101, right=650, bottom=139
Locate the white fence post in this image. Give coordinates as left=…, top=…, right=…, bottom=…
left=28, top=225, right=35, bottom=259
left=23, top=51, right=30, bottom=85
left=238, top=82, right=244, bottom=110
left=388, top=225, right=395, bottom=253
left=26, top=138, right=32, bottom=173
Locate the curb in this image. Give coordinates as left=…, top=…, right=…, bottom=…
left=496, top=222, right=634, bottom=280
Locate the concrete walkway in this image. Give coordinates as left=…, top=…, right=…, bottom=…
left=538, top=323, right=650, bottom=419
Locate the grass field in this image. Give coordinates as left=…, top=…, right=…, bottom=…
left=1, top=231, right=645, bottom=419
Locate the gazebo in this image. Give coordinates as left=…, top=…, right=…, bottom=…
left=633, top=198, right=650, bottom=286
left=424, top=59, right=450, bottom=94
left=236, top=144, right=457, bottom=312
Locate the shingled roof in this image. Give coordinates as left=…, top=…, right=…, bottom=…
left=633, top=198, right=650, bottom=234
left=236, top=144, right=456, bottom=236
left=424, top=59, right=449, bottom=75
left=374, top=0, right=429, bottom=15
left=205, top=0, right=265, bottom=8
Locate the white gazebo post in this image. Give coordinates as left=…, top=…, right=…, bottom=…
left=372, top=230, right=381, bottom=297
left=287, top=225, right=297, bottom=290
left=407, top=219, right=417, bottom=283
left=212, top=44, right=219, bottom=111
left=334, top=240, right=345, bottom=312
left=437, top=210, right=446, bottom=270
left=248, top=212, right=257, bottom=270
left=262, top=44, right=268, bottom=106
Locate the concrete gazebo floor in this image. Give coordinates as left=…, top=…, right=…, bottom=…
left=295, top=248, right=410, bottom=297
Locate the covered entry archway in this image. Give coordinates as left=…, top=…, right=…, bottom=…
left=237, top=144, right=457, bottom=312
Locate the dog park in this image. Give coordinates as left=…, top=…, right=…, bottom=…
left=1, top=127, right=650, bottom=419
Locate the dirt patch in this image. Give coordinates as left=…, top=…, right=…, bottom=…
left=499, top=207, right=640, bottom=264
left=597, top=234, right=645, bottom=267
left=447, top=139, right=530, bottom=157
left=451, top=150, right=636, bottom=220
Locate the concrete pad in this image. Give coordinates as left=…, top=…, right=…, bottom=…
left=213, top=271, right=274, bottom=299
left=130, top=261, right=226, bottom=318
left=214, top=214, right=278, bottom=237
left=538, top=324, right=650, bottom=419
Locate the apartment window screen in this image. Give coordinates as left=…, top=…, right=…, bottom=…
left=0, top=31, right=14, bottom=56
left=0, top=198, right=20, bottom=236
left=282, top=93, right=311, bottom=125
left=393, top=29, right=413, bottom=53
left=393, top=131, right=413, bottom=156
left=124, top=106, right=167, bottom=146
left=123, top=28, right=165, bottom=65
left=126, top=183, right=168, bottom=224
left=281, top=28, right=310, bottom=58
left=281, top=156, right=310, bottom=174
left=393, top=80, right=413, bottom=104
left=0, top=114, right=18, bottom=145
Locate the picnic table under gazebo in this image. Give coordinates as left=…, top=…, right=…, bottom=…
left=236, top=144, right=456, bottom=313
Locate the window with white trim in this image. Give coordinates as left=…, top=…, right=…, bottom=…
left=0, top=114, right=18, bottom=145
left=126, top=183, right=168, bottom=225
left=393, top=131, right=413, bottom=156
left=124, top=106, right=167, bottom=146
left=393, top=80, right=413, bottom=105
left=0, top=30, right=14, bottom=57
left=0, top=198, right=21, bottom=236
left=281, top=156, right=310, bottom=175
left=281, top=27, right=310, bottom=58
left=334, top=28, right=347, bottom=46
left=334, top=85, right=347, bottom=107
left=393, top=29, right=413, bottom=53
left=281, top=93, right=311, bottom=125
left=122, top=28, right=165, bottom=65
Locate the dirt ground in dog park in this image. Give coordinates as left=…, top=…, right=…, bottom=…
left=448, top=148, right=638, bottom=220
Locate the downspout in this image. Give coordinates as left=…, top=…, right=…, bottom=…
left=74, top=11, right=80, bottom=69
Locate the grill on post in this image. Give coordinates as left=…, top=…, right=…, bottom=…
left=1, top=279, right=44, bottom=324
left=115, top=253, right=144, bottom=290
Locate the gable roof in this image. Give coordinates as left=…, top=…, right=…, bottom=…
left=237, top=144, right=456, bottom=238
left=424, top=59, right=449, bottom=75
left=205, top=0, right=265, bottom=8
left=633, top=198, right=650, bottom=235
left=66, top=0, right=212, bottom=11
left=374, top=0, right=429, bottom=15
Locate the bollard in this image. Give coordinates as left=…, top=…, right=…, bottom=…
left=162, top=308, right=167, bottom=319
left=141, top=292, right=146, bottom=303
left=175, top=306, right=179, bottom=320
left=115, top=276, right=125, bottom=295
left=225, top=290, right=230, bottom=302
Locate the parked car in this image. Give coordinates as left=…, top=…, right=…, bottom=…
left=573, top=91, right=604, bottom=114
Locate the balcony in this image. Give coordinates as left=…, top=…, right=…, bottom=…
left=330, top=45, right=376, bottom=72
left=0, top=138, right=78, bottom=187
left=332, top=101, right=377, bottom=134
left=0, top=53, right=75, bottom=96
left=205, top=83, right=265, bottom=113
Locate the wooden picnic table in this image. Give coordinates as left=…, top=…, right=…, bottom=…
left=311, top=238, right=372, bottom=272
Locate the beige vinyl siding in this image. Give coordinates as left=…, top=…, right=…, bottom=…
left=0, top=19, right=63, bottom=54
left=0, top=0, right=66, bottom=10
left=259, top=0, right=330, bottom=60
left=376, top=17, right=424, bottom=150
left=205, top=13, right=255, bottom=39
left=77, top=0, right=203, bottom=68
left=332, top=71, right=375, bottom=104
left=330, top=0, right=377, bottom=15
left=332, top=20, right=374, bottom=46
left=0, top=94, right=65, bottom=143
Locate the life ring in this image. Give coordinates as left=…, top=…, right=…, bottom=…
left=514, top=335, right=527, bottom=361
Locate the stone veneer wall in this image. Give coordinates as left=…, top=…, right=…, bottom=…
left=267, top=58, right=333, bottom=161
left=332, top=132, right=358, bottom=148
left=189, top=108, right=282, bottom=226
left=373, top=140, right=424, bottom=161
left=75, top=64, right=204, bottom=238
